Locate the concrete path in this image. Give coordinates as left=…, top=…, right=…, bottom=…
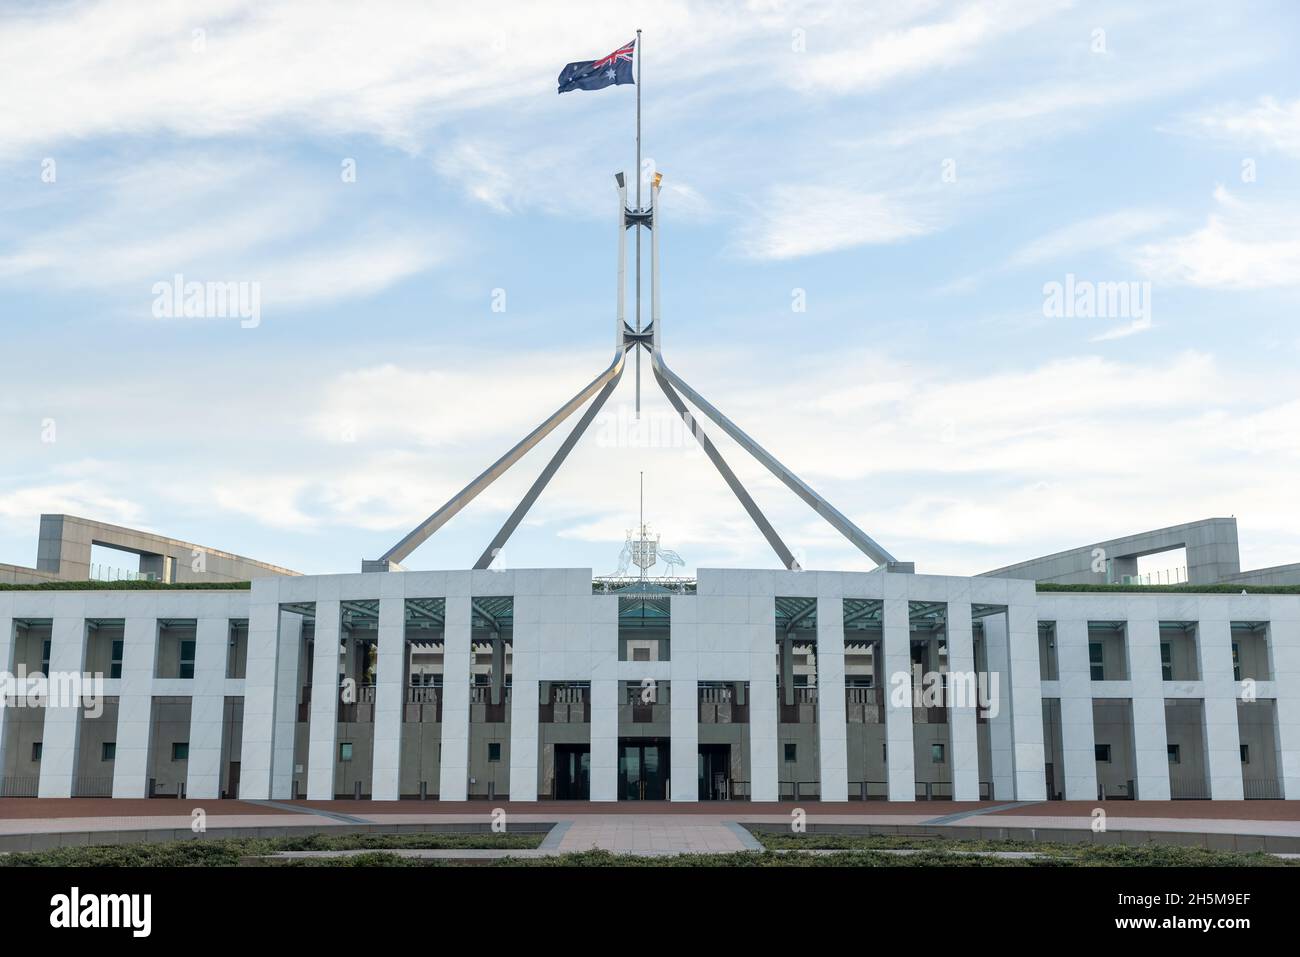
left=551, top=814, right=751, bottom=855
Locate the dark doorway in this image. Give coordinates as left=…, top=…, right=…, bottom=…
left=698, top=744, right=731, bottom=800
left=618, top=738, right=669, bottom=800
left=554, top=744, right=591, bottom=800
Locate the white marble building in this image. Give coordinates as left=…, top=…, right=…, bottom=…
left=1, top=566, right=1296, bottom=803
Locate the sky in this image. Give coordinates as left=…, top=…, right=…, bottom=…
left=1, top=0, right=1298, bottom=580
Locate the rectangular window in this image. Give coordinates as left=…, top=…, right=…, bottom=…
left=784, top=743, right=797, bottom=763
left=488, top=742, right=501, bottom=762
left=931, top=743, right=945, bottom=764
left=179, top=639, right=196, bottom=679
left=339, top=742, right=353, bottom=762
left=1232, top=642, right=1241, bottom=682
left=632, top=647, right=650, bottom=662
left=41, top=639, right=51, bottom=674
left=1167, top=744, right=1181, bottom=764
left=110, top=639, right=124, bottom=680
left=1095, top=744, right=1111, bottom=763
left=31, top=742, right=42, bottom=762
left=1240, top=744, right=1250, bottom=764
left=1160, top=641, right=1172, bottom=681
left=101, top=742, right=116, bottom=761
left=1089, top=641, right=1104, bottom=681
left=172, top=742, right=189, bottom=761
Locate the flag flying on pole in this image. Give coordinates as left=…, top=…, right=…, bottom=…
left=557, top=38, right=635, bottom=94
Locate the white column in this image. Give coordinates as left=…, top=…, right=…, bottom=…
left=1055, top=618, right=1098, bottom=800
left=0, top=598, right=13, bottom=776
left=306, top=599, right=341, bottom=800
left=817, top=597, right=848, bottom=801
left=883, top=598, right=915, bottom=801
left=238, top=593, right=280, bottom=798
left=1269, top=618, right=1300, bottom=798
left=1198, top=618, right=1244, bottom=799
left=1126, top=615, right=1170, bottom=800
left=270, top=612, right=303, bottom=799
left=109, top=616, right=155, bottom=798
left=186, top=617, right=228, bottom=799
left=669, top=596, right=698, bottom=803
left=983, top=612, right=1015, bottom=800
left=438, top=595, right=471, bottom=801
left=946, top=601, right=979, bottom=802
left=670, top=677, right=698, bottom=802
left=1007, top=602, right=1047, bottom=800
left=371, top=596, right=404, bottom=801
left=508, top=643, right=539, bottom=802
left=590, top=677, right=618, bottom=801
left=749, top=618, right=778, bottom=802
left=40, top=617, right=88, bottom=798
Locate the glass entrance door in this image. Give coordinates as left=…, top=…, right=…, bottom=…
left=618, top=738, right=669, bottom=800
left=698, top=744, right=730, bottom=800
left=554, top=744, right=590, bottom=800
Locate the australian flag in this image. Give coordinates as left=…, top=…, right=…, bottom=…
left=557, top=38, right=635, bottom=94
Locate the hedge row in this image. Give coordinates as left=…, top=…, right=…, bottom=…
left=0, top=580, right=251, bottom=592
left=1036, top=582, right=1300, bottom=594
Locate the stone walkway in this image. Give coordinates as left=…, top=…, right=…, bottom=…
left=1, top=799, right=1299, bottom=855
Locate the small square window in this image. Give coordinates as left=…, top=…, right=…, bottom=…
left=101, top=742, right=116, bottom=761
left=1240, top=744, right=1250, bottom=764
left=931, top=743, right=945, bottom=764
left=172, top=742, right=189, bottom=761
left=1095, top=744, right=1111, bottom=763
left=339, top=742, right=353, bottom=762
left=488, top=742, right=501, bottom=762
left=784, top=743, right=797, bottom=763
left=633, top=647, right=650, bottom=662
left=1167, top=744, right=1180, bottom=764
left=31, top=742, right=42, bottom=762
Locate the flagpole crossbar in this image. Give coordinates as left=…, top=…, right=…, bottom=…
left=366, top=172, right=902, bottom=574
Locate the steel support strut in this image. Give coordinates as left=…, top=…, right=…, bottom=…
left=473, top=356, right=627, bottom=569
left=379, top=349, right=627, bottom=565
left=651, top=352, right=799, bottom=570
left=649, top=349, right=897, bottom=567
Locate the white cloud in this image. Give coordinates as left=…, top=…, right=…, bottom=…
left=739, top=184, right=939, bottom=260
left=1133, top=187, right=1300, bottom=289
left=0, top=153, right=444, bottom=309
left=1006, top=209, right=1172, bottom=269
left=787, top=0, right=1070, bottom=94
left=1175, top=95, right=1300, bottom=157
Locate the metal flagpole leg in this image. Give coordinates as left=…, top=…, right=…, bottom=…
left=652, top=355, right=799, bottom=570
left=473, top=358, right=627, bottom=569
left=634, top=28, right=642, bottom=418
left=379, top=349, right=628, bottom=565
left=650, top=349, right=897, bottom=567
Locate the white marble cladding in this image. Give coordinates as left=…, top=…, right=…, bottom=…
left=2, top=570, right=1297, bottom=801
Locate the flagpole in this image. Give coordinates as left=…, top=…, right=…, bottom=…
left=634, top=27, right=642, bottom=419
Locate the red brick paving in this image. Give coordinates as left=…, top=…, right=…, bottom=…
left=988, top=800, right=1300, bottom=821
left=0, top=798, right=297, bottom=819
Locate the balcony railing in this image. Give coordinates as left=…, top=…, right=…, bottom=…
left=1243, top=777, right=1283, bottom=799
left=72, top=775, right=113, bottom=798
left=0, top=776, right=38, bottom=797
